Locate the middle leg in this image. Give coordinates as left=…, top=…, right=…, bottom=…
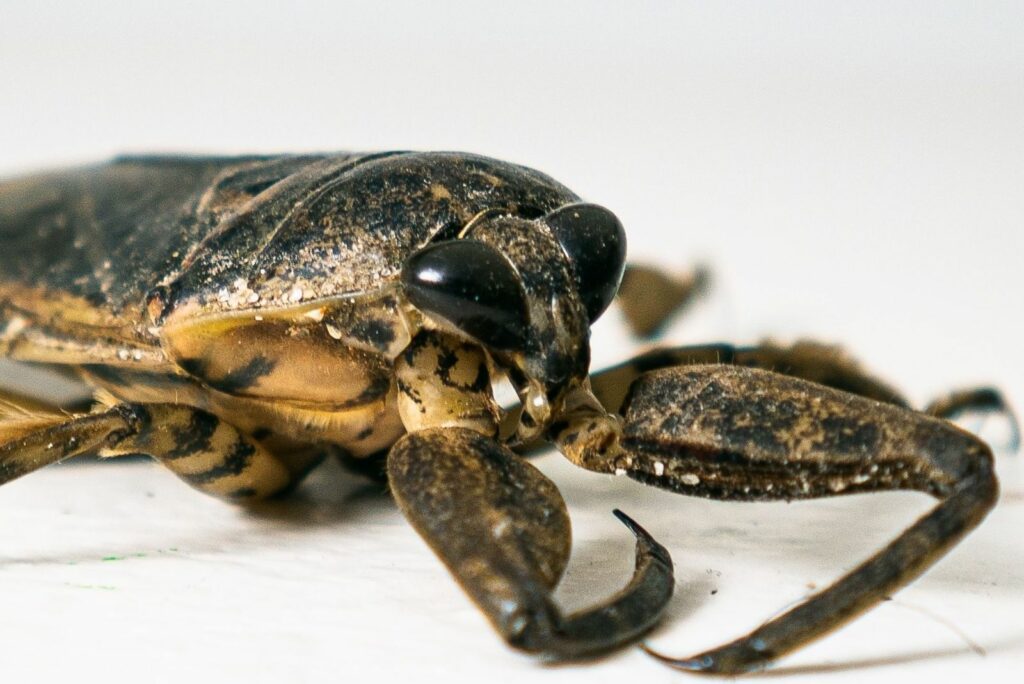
left=1, top=402, right=304, bottom=501
left=616, top=263, right=711, bottom=339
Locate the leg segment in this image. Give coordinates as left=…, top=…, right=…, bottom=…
left=616, top=264, right=710, bottom=338
left=591, top=340, right=1018, bottom=449
left=558, top=365, right=998, bottom=673
left=387, top=427, right=673, bottom=657
left=1, top=407, right=128, bottom=486
left=1, top=402, right=295, bottom=501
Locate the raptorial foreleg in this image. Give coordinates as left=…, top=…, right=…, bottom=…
left=388, top=427, right=674, bottom=658
left=590, top=341, right=1017, bottom=448
left=553, top=365, right=998, bottom=673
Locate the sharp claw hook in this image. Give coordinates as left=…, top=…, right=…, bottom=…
left=640, top=642, right=716, bottom=672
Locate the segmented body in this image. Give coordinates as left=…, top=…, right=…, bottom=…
left=0, top=152, right=577, bottom=458
left=0, top=151, right=1008, bottom=673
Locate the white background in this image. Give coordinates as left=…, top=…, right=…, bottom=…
left=1, top=2, right=1021, bottom=682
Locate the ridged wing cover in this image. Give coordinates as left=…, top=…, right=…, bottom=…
left=0, top=155, right=325, bottom=315
left=155, top=152, right=580, bottom=326
left=0, top=152, right=579, bottom=356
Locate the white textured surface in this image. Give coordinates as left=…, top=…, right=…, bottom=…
left=1, top=2, right=1022, bottom=683
left=1, top=444, right=1022, bottom=683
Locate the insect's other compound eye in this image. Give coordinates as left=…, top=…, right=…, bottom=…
left=544, top=203, right=626, bottom=322
left=402, top=240, right=528, bottom=350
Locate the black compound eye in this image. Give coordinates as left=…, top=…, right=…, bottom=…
left=402, top=240, right=528, bottom=350
left=544, top=203, right=626, bottom=322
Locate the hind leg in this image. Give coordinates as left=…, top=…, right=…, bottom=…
left=1, top=402, right=302, bottom=501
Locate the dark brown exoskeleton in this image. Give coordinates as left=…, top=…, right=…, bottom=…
left=0, top=152, right=1016, bottom=673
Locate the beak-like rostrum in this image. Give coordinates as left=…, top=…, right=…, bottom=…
left=466, top=214, right=593, bottom=442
